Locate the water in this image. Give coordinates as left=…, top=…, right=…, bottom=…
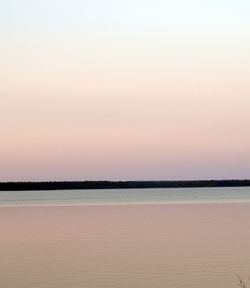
left=0, top=186, right=250, bottom=205
left=0, top=187, right=250, bottom=288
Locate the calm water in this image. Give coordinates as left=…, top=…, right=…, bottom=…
left=0, top=186, right=250, bottom=205
left=0, top=187, right=250, bottom=288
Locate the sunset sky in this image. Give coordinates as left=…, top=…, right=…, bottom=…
left=1, top=0, right=250, bottom=181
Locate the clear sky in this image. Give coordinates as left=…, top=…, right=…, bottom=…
left=1, top=0, right=250, bottom=181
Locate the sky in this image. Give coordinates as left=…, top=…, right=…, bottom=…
left=1, top=0, right=250, bottom=181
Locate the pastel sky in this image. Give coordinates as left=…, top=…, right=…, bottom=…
left=1, top=0, right=250, bottom=181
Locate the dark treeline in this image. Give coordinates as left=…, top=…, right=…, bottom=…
left=0, top=180, right=250, bottom=191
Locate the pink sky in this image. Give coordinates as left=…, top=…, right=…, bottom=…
left=1, top=1, right=250, bottom=181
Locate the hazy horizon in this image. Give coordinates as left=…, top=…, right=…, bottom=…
left=1, top=178, right=250, bottom=183
left=1, top=0, right=250, bottom=181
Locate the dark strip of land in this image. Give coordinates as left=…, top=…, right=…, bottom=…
left=0, top=180, right=250, bottom=191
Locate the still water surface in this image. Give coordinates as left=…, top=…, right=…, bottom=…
left=0, top=186, right=250, bottom=205
left=0, top=187, right=250, bottom=288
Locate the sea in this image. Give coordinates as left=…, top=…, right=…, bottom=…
left=0, top=187, right=250, bottom=288
left=0, top=186, right=250, bottom=205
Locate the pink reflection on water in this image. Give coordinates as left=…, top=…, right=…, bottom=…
left=0, top=203, right=250, bottom=288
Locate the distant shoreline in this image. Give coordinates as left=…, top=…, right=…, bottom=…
left=0, top=180, right=250, bottom=191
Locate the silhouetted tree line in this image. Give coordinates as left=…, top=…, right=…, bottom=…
left=0, top=180, right=250, bottom=191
